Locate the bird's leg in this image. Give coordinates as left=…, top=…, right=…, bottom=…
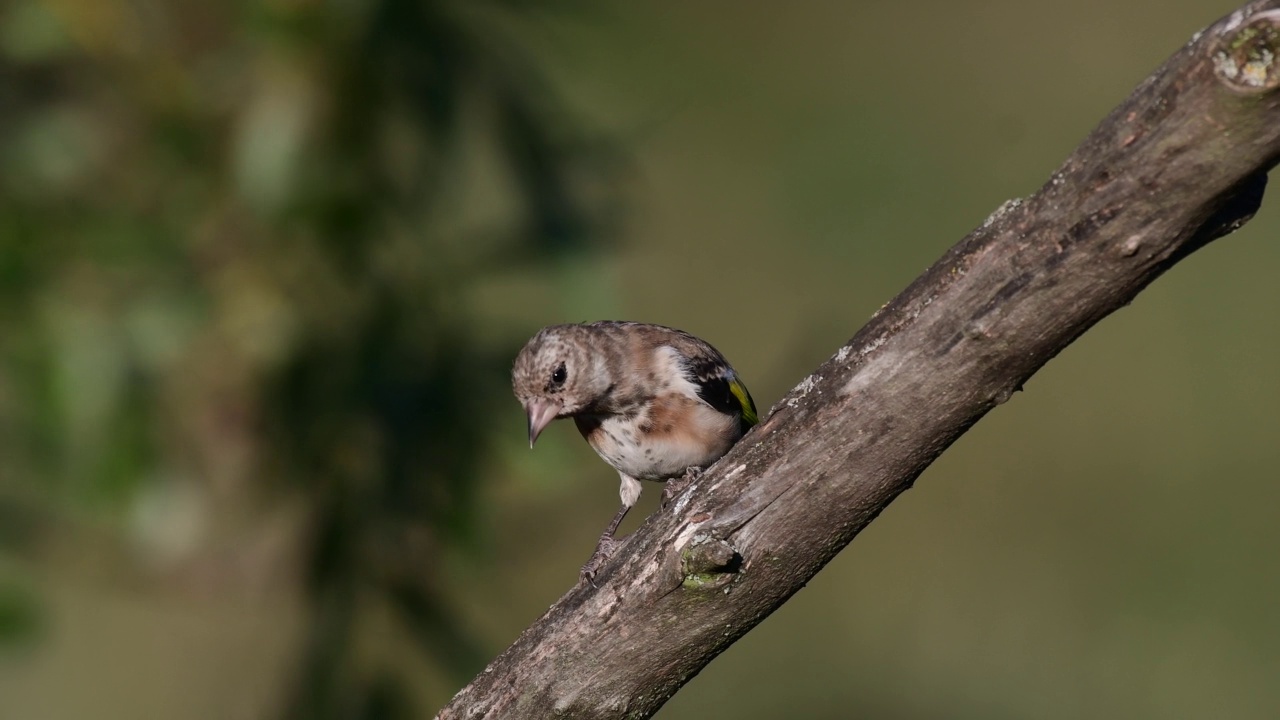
left=580, top=473, right=643, bottom=584
left=580, top=505, right=628, bottom=584
left=660, top=465, right=704, bottom=511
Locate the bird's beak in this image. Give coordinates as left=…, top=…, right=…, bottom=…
left=524, top=399, right=560, bottom=448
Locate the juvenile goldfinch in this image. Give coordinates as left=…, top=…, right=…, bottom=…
left=512, top=321, right=758, bottom=581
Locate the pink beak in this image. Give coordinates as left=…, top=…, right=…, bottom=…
left=524, top=399, right=560, bottom=448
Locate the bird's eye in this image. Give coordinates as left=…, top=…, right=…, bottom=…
left=550, top=363, right=567, bottom=386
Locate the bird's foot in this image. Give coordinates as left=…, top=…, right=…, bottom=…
left=580, top=534, right=622, bottom=586
left=660, top=466, right=705, bottom=511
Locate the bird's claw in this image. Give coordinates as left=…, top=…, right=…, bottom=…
left=660, top=465, right=705, bottom=511
left=580, top=535, right=622, bottom=586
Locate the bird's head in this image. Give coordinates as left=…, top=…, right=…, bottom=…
left=511, top=325, right=614, bottom=447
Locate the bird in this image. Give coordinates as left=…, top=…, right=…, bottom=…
left=512, top=321, right=758, bottom=582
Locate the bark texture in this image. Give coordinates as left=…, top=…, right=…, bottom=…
left=438, top=3, right=1280, bottom=717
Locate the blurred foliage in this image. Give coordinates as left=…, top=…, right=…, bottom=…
left=0, top=0, right=618, bottom=715
left=0, top=579, right=43, bottom=649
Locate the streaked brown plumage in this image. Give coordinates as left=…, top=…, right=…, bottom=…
left=512, top=321, right=758, bottom=581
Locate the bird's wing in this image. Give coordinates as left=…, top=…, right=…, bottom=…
left=671, top=343, right=758, bottom=431
left=687, top=358, right=758, bottom=428
left=622, top=323, right=759, bottom=430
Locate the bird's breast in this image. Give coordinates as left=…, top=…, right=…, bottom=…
left=574, top=394, right=740, bottom=481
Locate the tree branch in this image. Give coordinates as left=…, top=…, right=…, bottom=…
left=438, top=2, right=1280, bottom=717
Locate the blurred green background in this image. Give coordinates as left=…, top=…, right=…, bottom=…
left=2, top=0, right=1278, bottom=718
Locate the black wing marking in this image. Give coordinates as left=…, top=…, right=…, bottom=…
left=684, top=356, right=758, bottom=433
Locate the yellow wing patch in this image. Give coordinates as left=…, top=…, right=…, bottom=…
left=729, top=377, right=758, bottom=427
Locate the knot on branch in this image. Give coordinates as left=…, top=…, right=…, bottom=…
left=680, top=534, right=742, bottom=591
left=1214, top=9, right=1280, bottom=92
